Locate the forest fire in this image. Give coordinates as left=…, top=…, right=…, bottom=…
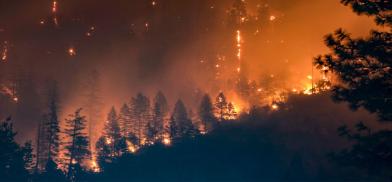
left=1, top=0, right=386, bottom=181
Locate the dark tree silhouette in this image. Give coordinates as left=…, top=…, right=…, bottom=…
left=169, top=100, right=197, bottom=140
left=64, top=109, right=90, bottom=180
left=103, top=107, right=126, bottom=157
left=314, top=0, right=392, bottom=176
left=198, top=94, right=217, bottom=132
left=147, top=91, right=168, bottom=143
left=0, top=117, right=32, bottom=181
left=45, top=81, right=61, bottom=165
left=118, top=103, right=132, bottom=137
left=130, top=93, right=151, bottom=145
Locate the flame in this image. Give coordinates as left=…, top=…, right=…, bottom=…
left=1, top=42, right=8, bottom=62
left=126, top=140, right=138, bottom=153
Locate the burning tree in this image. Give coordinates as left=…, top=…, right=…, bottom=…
left=63, top=109, right=90, bottom=180
left=314, top=0, right=392, bottom=175
left=215, top=92, right=229, bottom=121
left=103, top=107, right=126, bottom=157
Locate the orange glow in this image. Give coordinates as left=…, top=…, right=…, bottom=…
left=68, top=47, right=76, bottom=56
left=1, top=42, right=8, bottom=62
left=52, top=1, right=57, bottom=13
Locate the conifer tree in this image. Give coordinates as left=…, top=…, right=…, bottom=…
left=315, top=0, right=392, bottom=174
left=103, top=107, right=126, bottom=157
left=147, top=91, right=168, bottom=142
left=130, top=93, right=151, bottom=145
left=169, top=100, right=197, bottom=140
left=215, top=92, right=229, bottom=121
left=45, top=81, right=61, bottom=166
left=0, top=117, right=31, bottom=181
left=198, top=94, right=217, bottom=132
left=64, top=109, right=90, bottom=180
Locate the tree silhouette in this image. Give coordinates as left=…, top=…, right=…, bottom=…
left=103, top=107, right=126, bottom=157
left=169, top=100, right=197, bottom=140
left=45, top=81, right=61, bottom=165
left=0, top=117, right=31, bottom=181
left=198, top=94, right=217, bottom=132
left=64, top=109, right=90, bottom=180
left=147, top=91, right=168, bottom=143
left=130, top=93, right=151, bottom=145
left=315, top=0, right=392, bottom=176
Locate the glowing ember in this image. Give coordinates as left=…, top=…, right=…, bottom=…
left=68, top=47, right=76, bottom=56
left=269, top=15, right=276, bottom=21
left=271, top=103, right=279, bottom=110
left=90, top=160, right=100, bottom=173
left=1, top=41, right=8, bottom=62
left=52, top=1, right=57, bottom=13
left=162, top=137, right=171, bottom=146
left=126, top=140, right=138, bottom=153
left=152, top=1, right=156, bottom=6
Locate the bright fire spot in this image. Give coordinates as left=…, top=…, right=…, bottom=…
left=1, top=42, right=8, bottom=62
left=271, top=104, right=279, bottom=110
left=162, top=138, right=171, bottom=146
left=127, top=141, right=137, bottom=153
left=307, top=75, right=313, bottom=80
left=152, top=1, right=156, bottom=6
left=215, top=64, right=220, bottom=68
left=269, top=15, right=276, bottom=21
left=105, top=137, right=112, bottom=145
left=90, top=160, right=100, bottom=173
left=13, top=97, right=18, bottom=103
left=52, top=1, right=57, bottom=13
left=68, top=47, right=76, bottom=56
left=257, top=88, right=262, bottom=92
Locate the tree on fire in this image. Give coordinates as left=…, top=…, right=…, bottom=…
left=63, top=109, right=91, bottom=181
left=314, top=0, right=392, bottom=175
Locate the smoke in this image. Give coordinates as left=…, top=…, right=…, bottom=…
left=0, top=0, right=379, bottom=142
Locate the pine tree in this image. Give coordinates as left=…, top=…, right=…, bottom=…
left=169, top=100, right=197, bottom=140
left=227, top=102, right=238, bottom=120
left=198, top=94, right=217, bottom=133
left=103, top=107, right=126, bottom=157
left=147, top=91, right=168, bottom=142
left=64, top=109, right=90, bottom=180
left=130, top=93, right=151, bottom=145
left=35, top=115, right=49, bottom=172
left=215, top=92, right=229, bottom=121
left=45, top=81, right=60, bottom=166
left=118, top=104, right=132, bottom=137
left=314, top=0, right=392, bottom=175
left=0, top=117, right=31, bottom=181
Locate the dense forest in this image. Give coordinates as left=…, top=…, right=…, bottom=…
left=0, top=0, right=391, bottom=181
